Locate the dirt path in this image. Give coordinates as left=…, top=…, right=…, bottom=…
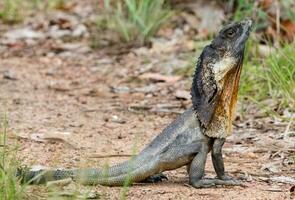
left=0, top=1, right=294, bottom=199
left=1, top=52, right=293, bottom=199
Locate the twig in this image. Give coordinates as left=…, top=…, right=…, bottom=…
left=88, top=154, right=134, bottom=158
left=284, top=114, right=294, bottom=139
left=253, top=148, right=295, bottom=153
left=259, top=176, right=295, bottom=185
left=263, top=189, right=286, bottom=192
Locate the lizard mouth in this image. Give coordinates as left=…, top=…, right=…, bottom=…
left=233, top=19, right=252, bottom=56
left=242, top=19, right=253, bottom=36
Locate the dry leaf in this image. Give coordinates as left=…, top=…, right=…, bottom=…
left=47, top=81, right=70, bottom=92
left=3, top=28, right=45, bottom=40
left=270, top=176, right=295, bottom=185
left=3, top=70, right=18, bottom=80
left=261, top=162, right=280, bottom=173
left=260, top=0, right=273, bottom=9
left=139, top=73, right=181, bottom=83
left=244, top=152, right=259, bottom=159
left=46, top=178, right=73, bottom=188
left=281, top=20, right=295, bottom=41
left=30, top=131, right=79, bottom=149
left=175, top=90, right=191, bottom=100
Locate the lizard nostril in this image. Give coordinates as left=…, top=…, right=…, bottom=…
left=245, top=19, right=253, bottom=28
left=241, top=19, right=252, bottom=28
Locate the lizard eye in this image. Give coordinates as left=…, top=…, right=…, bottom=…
left=226, top=28, right=235, bottom=38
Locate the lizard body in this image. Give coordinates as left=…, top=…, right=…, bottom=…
left=19, top=19, right=252, bottom=188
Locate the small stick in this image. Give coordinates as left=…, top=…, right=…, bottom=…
left=263, top=189, right=285, bottom=192
left=88, top=154, right=134, bottom=158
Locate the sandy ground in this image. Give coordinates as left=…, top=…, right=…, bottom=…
left=1, top=53, right=293, bottom=199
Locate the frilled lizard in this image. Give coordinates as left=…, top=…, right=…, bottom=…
left=19, top=19, right=252, bottom=188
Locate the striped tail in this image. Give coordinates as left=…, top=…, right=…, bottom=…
left=18, top=156, right=159, bottom=186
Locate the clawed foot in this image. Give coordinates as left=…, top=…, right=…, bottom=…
left=141, top=173, right=168, bottom=183
left=218, top=174, right=235, bottom=181
left=190, top=177, right=243, bottom=188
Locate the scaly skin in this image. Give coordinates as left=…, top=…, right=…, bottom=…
left=19, top=19, right=252, bottom=188
left=19, top=108, right=240, bottom=187
left=20, top=108, right=204, bottom=185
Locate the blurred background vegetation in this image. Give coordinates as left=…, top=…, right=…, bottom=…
left=2, top=0, right=292, bottom=113
left=0, top=0, right=294, bottom=199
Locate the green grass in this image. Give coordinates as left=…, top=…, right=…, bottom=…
left=0, top=109, right=138, bottom=199
left=281, top=0, right=295, bottom=21
left=239, top=36, right=265, bottom=100
left=233, top=0, right=295, bottom=117
left=240, top=41, right=295, bottom=116
left=47, top=0, right=67, bottom=10
left=0, top=0, right=23, bottom=24
left=175, top=33, right=295, bottom=118
left=233, top=0, right=256, bottom=21
left=173, top=36, right=295, bottom=118
left=0, top=114, right=28, bottom=200
left=29, top=0, right=67, bottom=10
left=265, top=44, right=295, bottom=106
left=233, top=0, right=269, bottom=32
left=101, top=0, right=173, bottom=45
left=117, top=132, right=140, bottom=200
left=0, top=0, right=72, bottom=24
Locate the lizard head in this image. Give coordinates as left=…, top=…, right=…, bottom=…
left=191, top=19, right=252, bottom=130
left=211, top=19, right=252, bottom=59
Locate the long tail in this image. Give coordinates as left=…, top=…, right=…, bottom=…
left=18, top=155, right=159, bottom=186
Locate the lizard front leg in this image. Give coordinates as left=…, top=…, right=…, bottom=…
left=211, top=138, right=241, bottom=185
left=211, top=138, right=228, bottom=179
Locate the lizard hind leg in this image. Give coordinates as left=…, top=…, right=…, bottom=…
left=189, top=141, right=215, bottom=188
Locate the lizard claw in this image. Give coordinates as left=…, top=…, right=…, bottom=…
left=190, top=178, right=243, bottom=188
left=214, top=179, right=243, bottom=186
left=216, top=175, right=245, bottom=186
left=217, top=174, right=235, bottom=181
left=141, top=173, right=168, bottom=183
left=190, top=179, right=216, bottom=188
